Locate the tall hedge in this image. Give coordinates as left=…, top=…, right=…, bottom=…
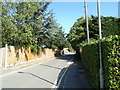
left=102, top=35, right=120, bottom=88
left=81, top=40, right=100, bottom=88
left=81, top=35, right=120, bottom=89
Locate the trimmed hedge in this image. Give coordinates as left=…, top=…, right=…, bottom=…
left=81, top=40, right=100, bottom=88
left=102, top=35, right=120, bottom=88
left=81, top=35, right=120, bottom=89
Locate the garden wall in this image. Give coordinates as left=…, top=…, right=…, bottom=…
left=0, top=46, right=55, bottom=68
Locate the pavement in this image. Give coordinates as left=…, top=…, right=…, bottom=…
left=58, top=61, right=91, bottom=89
left=0, top=54, right=91, bottom=89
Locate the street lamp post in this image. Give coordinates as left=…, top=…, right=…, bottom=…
left=84, top=0, right=90, bottom=43
left=97, top=0, right=104, bottom=88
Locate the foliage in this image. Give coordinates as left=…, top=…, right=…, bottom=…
left=81, top=35, right=120, bottom=89
left=81, top=40, right=99, bottom=88
left=67, top=17, right=86, bottom=50
left=64, top=41, right=74, bottom=52
left=90, top=16, right=120, bottom=38
left=67, top=16, right=120, bottom=51
left=43, top=14, right=67, bottom=50
left=102, top=35, right=120, bottom=88
left=29, top=45, right=39, bottom=53
left=2, top=2, right=67, bottom=51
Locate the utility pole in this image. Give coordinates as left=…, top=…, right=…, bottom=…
left=97, top=0, right=103, bottom=88
left=84, top=0, right=90, bottom=43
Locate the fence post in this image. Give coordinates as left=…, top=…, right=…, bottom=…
left=5, top=44, right=8, bottom=68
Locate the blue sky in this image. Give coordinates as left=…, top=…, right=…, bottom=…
left=47, top=2, right=118, bottom=34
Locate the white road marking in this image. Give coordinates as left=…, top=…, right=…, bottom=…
left=51, top=58, right=73, bottom=89
left=63, top=63, right=72, bottom=88
left=51, top=79, right=57, bottom=90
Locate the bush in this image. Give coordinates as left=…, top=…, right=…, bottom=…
left=81, top=40, right=100, bottom=88
left=102, top=35, right=120, bottom=88
left=81, top=35, right=120, bottom=89
left=51, top=45, right=58, bottom=50
left=29, top=45, right=39, bottom=53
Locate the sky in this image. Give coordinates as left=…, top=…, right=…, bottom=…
left=47, top=2, right=118, bottom=34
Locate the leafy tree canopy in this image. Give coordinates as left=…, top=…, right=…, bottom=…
left=2, top=2, right=67, bottom=51
left=67, top=16, right=120, bottom=51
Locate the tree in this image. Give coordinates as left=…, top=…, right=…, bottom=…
left=2, top=2, right=18, bottom=47
left=2, top=2, right=51, bottom=47
left=44, top=14, right=66, bottom=50
left=67, top=16, right=120, bottom=54
left=2, top=2, right=67, bottom=52
left=67, top=17, right=86, bottom=50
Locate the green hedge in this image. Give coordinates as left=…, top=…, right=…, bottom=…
left=81, top=40, right=100, bottom=88
left=81, top=35, right=120, bottom=89
left=102, top=35, right=120, bottom=88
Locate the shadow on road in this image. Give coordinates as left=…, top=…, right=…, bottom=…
left=56, top=54, right=75, bottom=61
left=39, top=64, right=62, bottom=70
left=18, top=72, right=55, bottom=85
left=17, top=54, right=91, bottom=89
left=38, top=54, right=74, bottom=70
left=56, top=61, right=92, bottom=89
left=17, top=54, right=74, bottom=87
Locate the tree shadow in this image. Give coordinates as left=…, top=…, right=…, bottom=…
left=39, top=64, right=62, bottom=70
left=55, top=54, right=75, bottom=61
left=56, top=61, right=92, bottom=89
left=18, top=71, right=55, bottom=85
left=41, top=48, right=46, bottom=54
left=56, top=67, right=67, bottom=89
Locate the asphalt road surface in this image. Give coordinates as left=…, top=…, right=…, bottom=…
left=1, top=54, right=73, bottom=88
left=1, top=53, right=91, bottom=89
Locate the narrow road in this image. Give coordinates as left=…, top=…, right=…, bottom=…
left=1, top=54, right=73, bottom=88
left=1, top=54, right=91, bottom=89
